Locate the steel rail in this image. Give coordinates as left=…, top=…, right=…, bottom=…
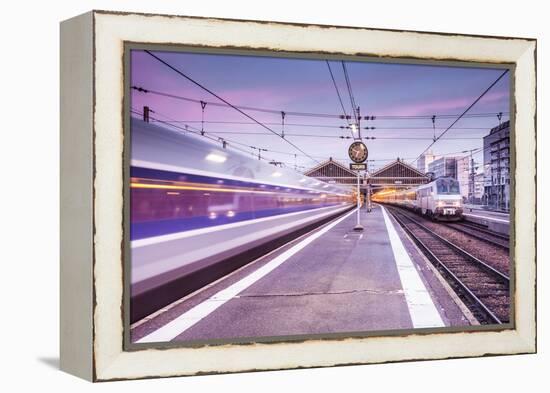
left=444, top=221, right=509, bottom=250
left=386, top=206, right=509, bottom=324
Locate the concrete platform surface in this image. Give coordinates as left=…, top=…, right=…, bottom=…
left=131, top=205, right=470, bottom=344
left=462, top=207, right=510, bottom=235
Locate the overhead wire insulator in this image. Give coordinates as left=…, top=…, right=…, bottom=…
left=431, top=115, right=436, bottom=142
left=281, top=111, right=286, bottom=138
left=132, top=86, right=149, bottom=93
left=200, top=100, right=207, bottom=135
left=143, top=106, right=150, bottom=123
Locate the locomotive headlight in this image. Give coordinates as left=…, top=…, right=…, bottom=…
left=437, top=201, right=445, bottom=207
left=453, top=201, right=461, bottom=207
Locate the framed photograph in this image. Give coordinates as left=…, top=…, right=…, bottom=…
left=60, top=10, right=536, bottom=381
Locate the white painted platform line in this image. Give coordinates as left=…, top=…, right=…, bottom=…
left=381, top=206, right=445, bottom=329
left=135, top=208, right=358, bottom=343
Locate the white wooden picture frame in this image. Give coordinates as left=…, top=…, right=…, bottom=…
left=60, top=10, right=536, bottom=381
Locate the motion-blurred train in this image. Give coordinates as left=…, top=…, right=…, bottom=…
left=372, top=177, right=464, bottom=221
left=130, top=117, right=354, bottom=322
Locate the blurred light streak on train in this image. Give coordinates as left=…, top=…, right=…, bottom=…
left=129, top=118, right=354, bottom=322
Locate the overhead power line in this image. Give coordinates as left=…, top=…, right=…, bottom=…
left=132, top=85, right=509, bottom=121
left=143, top=50, right=319, bottom=164
left=147, top=128, right=483, bottom=140
left=326, top=60, right=353, bottom=138
left=341, top=61, right=359, bottom=127
left=413, top=69, right=509, bottom=164
left=131, top=108, right=278, bottom=163
left=133, top=109, right=483, bottom=164
left=147, top=119, right=505, bottom=132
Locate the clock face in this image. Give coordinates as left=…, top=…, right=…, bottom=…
left=348, top=141, right=368, bottom=163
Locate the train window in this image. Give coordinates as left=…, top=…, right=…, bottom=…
left=436, top=178, right=460, bottom=195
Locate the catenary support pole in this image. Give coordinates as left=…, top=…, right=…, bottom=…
left=354, top=170, right=364, bottom=231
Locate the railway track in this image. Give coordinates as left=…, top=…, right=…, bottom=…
left=444, top=221, right=510, bottom=250
left=386, top=206, right=510, bottom=325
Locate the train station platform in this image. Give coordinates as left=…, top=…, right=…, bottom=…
left=132, top=204, right=473, bottom=344
left=462, top=205, right=510, bottom=235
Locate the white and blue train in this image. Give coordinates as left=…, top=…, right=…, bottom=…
left=129, top=117, right=354, bottom=322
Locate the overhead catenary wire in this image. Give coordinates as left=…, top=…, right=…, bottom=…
left=144, top=116, right=489, bottom=141
left=326, top=60, right=354, bottom=138
left=133, top=53, right=510, bottom=172
left=133, top=109, right=489, bottom=167
left=131, top=108, right=280, bottom=165
left=143, top=50, right=320, bottom=164
left=132, top=86, right=509, bottom=121
left=148, top=119, right=504, bottom=131
left=341, top=61, right=359, bottom=127
left=412, top=69, right=509, bottom=164
left=152, top=128, right=485, bottom=140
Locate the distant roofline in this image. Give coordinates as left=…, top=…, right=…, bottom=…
left=304, top=157, right=356, bottom=177
left=370, top=158, right=428, bottom=178
left=489, top=119, right=510, bottom=134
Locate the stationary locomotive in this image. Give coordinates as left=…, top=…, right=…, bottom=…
left=372, top=177, right=463, bottom=221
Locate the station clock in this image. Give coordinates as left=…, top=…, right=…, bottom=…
left=348, top=141, right=368, bottom=163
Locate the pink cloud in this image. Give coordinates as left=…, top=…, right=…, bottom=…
left=380, top=90, right=509, bottom=116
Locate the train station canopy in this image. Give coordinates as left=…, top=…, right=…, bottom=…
left=304, top=157, right=357, bottom=185
left=368, top=159, right=429, bottom=188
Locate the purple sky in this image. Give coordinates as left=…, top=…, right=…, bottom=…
left=130, top=50, right=510, bottom=173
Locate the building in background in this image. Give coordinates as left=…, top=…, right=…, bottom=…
left=474, top=173, right=485, bottom=203
left=483, top=120, right=510, bottom=211
left=417, top=150, right=436, bottom=174
left=456, top=156, right=470, bottom=201
left=428, top=156, right=457, bottom=180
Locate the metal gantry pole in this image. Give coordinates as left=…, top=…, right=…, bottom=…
left=354, top=170, right=364, bottom=231
left=470, top=150, right=475, bottom=205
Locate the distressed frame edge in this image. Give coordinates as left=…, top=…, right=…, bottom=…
left=59, top=11, right=95, bottom=381
left=81, top=11, right=536, bottom=381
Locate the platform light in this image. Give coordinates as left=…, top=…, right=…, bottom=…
left=205, top=152, right=227, bottom=163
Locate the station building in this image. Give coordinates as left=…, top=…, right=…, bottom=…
left=304, top=158, right=429, bottom=200
left=303, top=157, right=360, bottom=187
